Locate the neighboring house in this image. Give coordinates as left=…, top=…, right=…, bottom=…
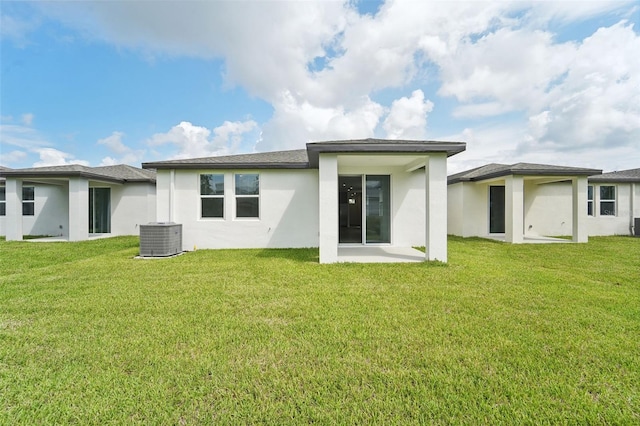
left=0, top=164, right=156, bottom=241
left=587, top=168, right=640, bottom=236
left=142, top=139, right=466, bottom=263
left=447, top=163, right=601, bottom=243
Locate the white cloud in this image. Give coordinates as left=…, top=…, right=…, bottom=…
left=383, top=90, right=433, bottom=140
left=0, top=10, right=40, bottom=47
left=97, top=131, right=145, bottom=166
left=32, top=148, right=89, bottom=167
left=21, top=113, right=34, bottom=126
left=6, top=0, right=638, bottom=172
left=97, top=131, right=128, bottom=154
left=0, top=150, right=27, bottom=165
left=535, top=22, right=640, bottom=151
left=258, top=92, right=383, bottom=151
left=0, top=124, right=50, bottom=149
left=149, top=120, right=257, bottom=159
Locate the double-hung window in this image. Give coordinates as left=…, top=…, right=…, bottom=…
left=22, top=186, right=35, bottom=216
left=235, top=173, right=259, bottom=218
left=200, top=174, right=224, bottom=218
left=0, top=187, right=5, bottom=216
left=587, top=185, right=594, bottom=216
left=599, top=185, right=616, bottom=216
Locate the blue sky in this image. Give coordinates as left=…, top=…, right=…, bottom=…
left=1, top=0, right=638, bottom=173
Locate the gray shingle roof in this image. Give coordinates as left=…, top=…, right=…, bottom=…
left=448, top=162, right=602, bottom=184
left=589, top=168, right=640, bottom=183
left=142, top=139, right=467, bottom=170
left=0, top=164, right=156, bottom=183
left=142, top=149, right=309, bottom=170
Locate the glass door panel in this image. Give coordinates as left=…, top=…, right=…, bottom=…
left=489, top=185, right=505, bottom=234
left=338, top=176, right=362, bottom=243
left=365, top=175, right=390, bottom=243
left=89, top=188, right=111, bottom=234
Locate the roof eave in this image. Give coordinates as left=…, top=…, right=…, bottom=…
left=449, top=168, right=602, bottom=184
left=306, top=142, right=467, bottom=168
left=141, top=162, right=310, bottom=170
left=0, top=170, right=126, bottom=184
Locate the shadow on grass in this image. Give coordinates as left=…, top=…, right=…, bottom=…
left=255, top=247, right=320, bottom=263
left=447, top=235, right=505, bottom=244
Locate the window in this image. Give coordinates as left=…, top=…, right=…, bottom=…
left=235, top=173, right=259, bottom=218
left=0, top=186, right=34, bottom=216
left=587, top=185, right=594, bottom=216
left=599, top=185, right=616, bottom=216
left=200, top=174, right=224, bottom=218
left=22, top=186, right=34, bottom=216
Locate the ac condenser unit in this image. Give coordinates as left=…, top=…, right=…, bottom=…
left=139, top=223, right=182, bottom=257
left=635, top=218, right=640, bottom=237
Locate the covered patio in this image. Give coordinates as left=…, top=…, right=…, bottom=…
left=337, top=246, right=426, bottom=263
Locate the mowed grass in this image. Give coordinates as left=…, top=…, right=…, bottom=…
left=1, top=236, right=638, bottom=424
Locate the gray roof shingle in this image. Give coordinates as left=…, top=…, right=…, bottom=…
left=0, top=164, right=156, bottom=183
left=142, top=139, right=467, bottom=170
left=589, top=168, right=640, bottom=183
left=448, top=162, right=602, bottom=184
left=142, top=149, right=309, bottom=170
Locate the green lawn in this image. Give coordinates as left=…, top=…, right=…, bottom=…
left=1, top=236, right=639, bottom=424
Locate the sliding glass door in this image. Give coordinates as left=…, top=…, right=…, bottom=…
left=89, top=187, right=111, bottom=234
left=365, top=175, right=390, bottom=243
left=338, top=175, right=391, bottom=244
left=338, top=176, right=362, bottom=243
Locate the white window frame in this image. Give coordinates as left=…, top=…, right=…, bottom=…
left=599, top=185, right=616, bottom=216
left=587, top=185, right=594, bottom=216
left=200, top=174, right=225, bottom=219
left=22, top=186, right=35, bottom=216
left=234, top=173, right=260, bottom=219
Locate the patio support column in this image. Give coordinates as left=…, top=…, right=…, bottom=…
left=68, top=177, right=89, bottom=241
left=5, top=178, right=23, bottom=241
left=425, top=154, right=447, bottom=262
left=318, top=154, right=338, bottom=263
left=572, top=176, right=588, bottom=242
left=505, top=175, right=524, bottom=243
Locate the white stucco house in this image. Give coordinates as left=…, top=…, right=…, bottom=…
left=447, top=163, right=601, bottom=243
left=0, top=164, right=156, bottom=241
left=142, top=139, right=466, bottom=263
left=587, top=168, right=640, bottom=236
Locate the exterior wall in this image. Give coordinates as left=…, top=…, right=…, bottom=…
left=449, top=178, right=635, bottom=239
left=108, top=182, right=157, bottom=235
left=587, top=182, right=637, bottom=236
left=524, top=181, right=573, bottom=237
left=336, top=163, right=426, bottom=248
left=155, top=170, right=173, bottom=222
left=161, top=168, right=320, bottom=251
left=447, top=181, right=494, bottom=238
left=447, top=182, right=464, bottom=236
left=0, top=182, right=68, bottom=237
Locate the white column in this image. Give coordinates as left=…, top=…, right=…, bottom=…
left=572, top=176, right=588, bottom=242
left=69, top=177, right=89, bottom=241
left=425, top=154, right=448, bottom=262
left=505, top=175, right=524, bottom=243
left=5, top=178, right=23, bottom=241
left=318, top=154, right=338, bottom=263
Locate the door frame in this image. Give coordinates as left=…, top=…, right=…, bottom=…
left=488, top=185, right=506, bottom=234
left=338, top=174, right=392, bottom=245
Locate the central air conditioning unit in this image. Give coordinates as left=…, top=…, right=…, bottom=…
left=635, top=218, right=640, bottom=237
left=139, top=223, right=182, bottom=257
